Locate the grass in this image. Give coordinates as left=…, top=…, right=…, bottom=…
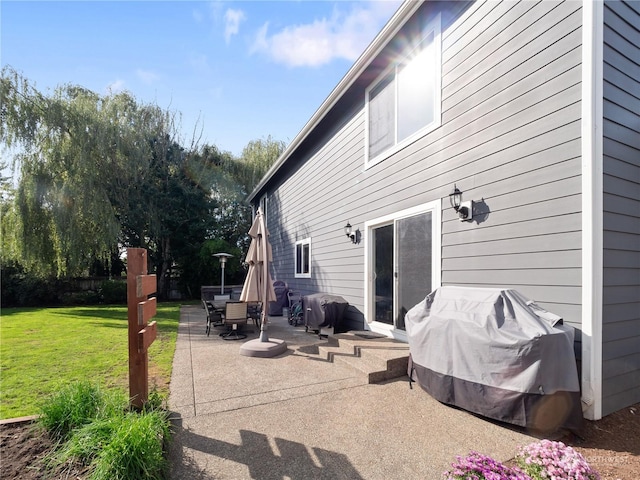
left=0, top=303, right=181, bottom=419
left=40, top=381, right=170, bottom=480
left=39, top=379, right=126, bottom=442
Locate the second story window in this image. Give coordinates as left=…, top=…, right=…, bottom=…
left=366, top=14, right=441, bottom=167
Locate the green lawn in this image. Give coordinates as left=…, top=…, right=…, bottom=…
left=0, top=303, right=181, bottom=419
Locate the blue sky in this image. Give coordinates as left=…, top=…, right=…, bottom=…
left=2, top=0, right=401, bottom=156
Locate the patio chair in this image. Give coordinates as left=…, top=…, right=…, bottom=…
left=220, top=301, right=248, bottom=340
left=203, top=300, right=224, bottom=336
left=247, top=302, right=262, bottom=329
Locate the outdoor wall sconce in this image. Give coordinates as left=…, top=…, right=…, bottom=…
left=449, top=184, right=473, bottom=222
left=344, top=222, right=359, bottom=244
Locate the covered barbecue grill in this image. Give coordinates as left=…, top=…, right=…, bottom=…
left=303, top=293, right=349, bottom=335
left=269, top=280, right=289, bottom=316
left=405, top=286, right=583, bottom=432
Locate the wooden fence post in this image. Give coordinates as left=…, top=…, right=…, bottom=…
left=127, top=248, right=157, bottom=409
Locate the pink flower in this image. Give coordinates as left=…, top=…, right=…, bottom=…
left=443, top=451, right=531, bottom=480
left=515, top=440, right=600, bottom=480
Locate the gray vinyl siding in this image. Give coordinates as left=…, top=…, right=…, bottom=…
left=267, top=110, right=367, bottom=324
left=438, top=0, right=583, bottom=332
left=601, top=0, right=640, bottom=416
left=264, top=0, right=584, bottom=333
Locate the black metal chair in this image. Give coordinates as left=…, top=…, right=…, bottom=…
left=247, top=302, right=262, bottom=329
left=203, top=300, right=224, bottom=336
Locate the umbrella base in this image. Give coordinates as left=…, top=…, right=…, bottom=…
left=239, top=338, right=288, bottom=358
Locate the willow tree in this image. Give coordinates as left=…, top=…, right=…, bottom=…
left=236, top=135, right=285, bottom=194
left=170, top=137, right=285, bottom=296
left=0, top=67, right=179, bottom=277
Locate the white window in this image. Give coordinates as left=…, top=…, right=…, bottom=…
left=294, top=238, right=311, bottom=278
left=366, top=15, right=441, bottom=168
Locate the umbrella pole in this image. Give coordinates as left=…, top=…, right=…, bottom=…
left=259, top=310, right=269, bottom=342
left=259, top=226, right=270, bottom=343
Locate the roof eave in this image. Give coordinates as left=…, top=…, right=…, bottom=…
left=247, top=0, right=422, bottom=203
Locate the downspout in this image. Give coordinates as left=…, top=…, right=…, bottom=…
left=581, top=0, right=604, bottom=421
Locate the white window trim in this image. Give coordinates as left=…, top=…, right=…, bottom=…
left=294, top=237, right=312, bottom=278
left=363, top=200, right=441, bottom=340
left=364, top=13, right=442, bottom=170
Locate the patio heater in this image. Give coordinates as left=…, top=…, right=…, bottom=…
left=213, top=253, right=233, bottom=295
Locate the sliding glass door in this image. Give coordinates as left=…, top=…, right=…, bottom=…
left=372, top=224, right=394, bottom=325
left=366, top=202, right=440, bottom=338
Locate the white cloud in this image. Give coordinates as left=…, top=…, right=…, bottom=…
left=136, top=69, right=159, bottom=85
left=250, top=1, right=401, bottom=68
left=209, top=1, right=224, bottom=22
left=106, top=79, right=125, bottom=94
left=224, top=8, right=246, bottom=44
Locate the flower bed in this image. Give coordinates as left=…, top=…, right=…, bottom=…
left=444, top=440, right=600, bottom=480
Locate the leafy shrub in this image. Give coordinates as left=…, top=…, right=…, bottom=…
left=100, top=280, right=127, bottom=304
left=1, top=260, right=125, bottom=307
left=62, top=290, right=102, bottom=305
left=0, top=262, right=61, bottom=307
left=145, top=386, right=168, bottom=412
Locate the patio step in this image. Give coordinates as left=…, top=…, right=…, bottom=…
left=317, top=331, right=410, bottom=384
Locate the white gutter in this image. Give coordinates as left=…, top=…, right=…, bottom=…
left=247, top=0, right=423, bottom=203
left=581, top=0, right=604, bottom=421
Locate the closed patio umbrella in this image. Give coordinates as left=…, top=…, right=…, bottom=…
left=239, top=208, right=287, bottom=357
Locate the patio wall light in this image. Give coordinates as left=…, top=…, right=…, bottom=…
left=449, top=184, right=474, bottom=222
left=344, top=222, right=359, bottom=244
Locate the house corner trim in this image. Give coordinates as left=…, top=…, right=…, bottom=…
left=581, top=0, right=604, bottom=421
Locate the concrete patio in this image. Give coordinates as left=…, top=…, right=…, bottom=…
left=167, top=305, right=537, bottom=479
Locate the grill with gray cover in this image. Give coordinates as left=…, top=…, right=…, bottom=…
left=406, top=286, right=583, bottom=432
